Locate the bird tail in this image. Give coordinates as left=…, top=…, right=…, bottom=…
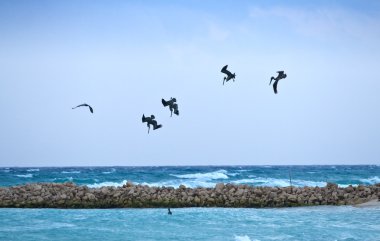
left=142, top=114, right=147, bottom=123
left=162, top=99, right=169, bottom=107
left=174, top=110, right=179, bottom=116
left=269, top=77, right=274, bottom=85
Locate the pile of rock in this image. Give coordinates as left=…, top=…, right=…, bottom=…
left=0, top=182, right=378, bottom=208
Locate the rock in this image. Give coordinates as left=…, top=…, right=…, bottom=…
left=215, top=183, right=224, bottom=191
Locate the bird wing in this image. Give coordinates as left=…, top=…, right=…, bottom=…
left=142, top=114, right=146, bottom=123
left=273, top=80, right=278, bottom=94
left=162, top=99, right=169, bottom=107
left=221, top=65, right=232, bottom=76
left=73, top=103, right=87, bottom=109
left=173, top=103, right=179, bottom=115
left=88, top=106, right=94, bottom=113
left=277, top=71, right=284, bottom=75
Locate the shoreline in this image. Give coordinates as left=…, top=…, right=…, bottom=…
left=1, top=182, right=379, bottom=209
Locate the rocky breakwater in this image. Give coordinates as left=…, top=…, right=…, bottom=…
left=0, top=182, right=379, bottom=208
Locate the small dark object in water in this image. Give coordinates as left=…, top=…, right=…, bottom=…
left=72, top=103, right=94, bottom=113
left=269, top=71, right=287, bottom=94
left=162, top=97, right=179, bottom=117
left=168, top=207, right=172, bottom=215
left=142, top=114, right=162, bottom=133
left=221, top=65, right=236, bottom=85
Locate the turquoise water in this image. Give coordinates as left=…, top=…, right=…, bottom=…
left=1, top=165, right=379, bottom=188
left=1, top=165, right=379, bottom=240
left=0, top=206, right=379, bottom=241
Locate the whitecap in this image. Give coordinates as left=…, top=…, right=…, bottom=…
left=61, top=171, right=81, bottom=174
left=338, top=184, right=358, bottom=188
left=27, top=168, right=40, bottom=172
left=234, top=235, right=256, bottom=241
left=141, top=179, right=216, bottom=188
left=228, top=172, right=240, bottom=177
left=87, top=180, right=128, bottom=188
left=233, top=177, right=326, bottom=187
left=170, top=169, right=229, bottom=180
left=16, top=174, right=33, bottom=178
left=360, top=176, right=380, bottom=185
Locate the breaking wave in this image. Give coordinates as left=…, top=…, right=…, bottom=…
left=234, top=235, right=255, bottom=241
left=87, top=180, right=128, bottom=188
left=16, top=174, right=33, bottom=178
left=170, top=169, right=229, bottom=180
left=27, top=168, right=39, bottom=172
left=232, top=177, right=326, bottom=187
left=360, top=176, right=380, bottom=185
left=61, top=171, right=81, bottom=174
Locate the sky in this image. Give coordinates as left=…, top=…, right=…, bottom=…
left=0, top=0, right=380, bottom=167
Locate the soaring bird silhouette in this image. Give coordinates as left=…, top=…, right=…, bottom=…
left=72, top=103, right=94, bottom=113
left=162, top=97, right=179, bottom=117
left=269, top=71, right=287, bottom=94
left=142, top=114, right=162, bottom=133
left=221, top=65, right=236, bottom=85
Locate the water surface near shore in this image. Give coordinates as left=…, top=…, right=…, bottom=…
left=0, top=206, right=379, bottom=241
left=1, top=165, right=379, bottom=188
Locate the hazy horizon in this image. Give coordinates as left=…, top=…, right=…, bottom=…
left=1, top=0, right=379, bottom=167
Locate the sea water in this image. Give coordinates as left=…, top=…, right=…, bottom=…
left=0, top=165, right=379, bottom=240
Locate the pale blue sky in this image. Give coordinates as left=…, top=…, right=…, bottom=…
left=0, top=0, right=379, bottom=166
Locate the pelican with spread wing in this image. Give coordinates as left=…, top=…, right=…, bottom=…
left=142, top=114, right=162, bottom=133
left=72, top=103, right=94, bottom=113
left=221, top=65, right=236, bottom=85
left=162, top=97, right=179, bottom=117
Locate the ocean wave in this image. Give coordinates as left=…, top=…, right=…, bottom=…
left=234, top=235, right=256, bottom=241
left=61, top=171, right=81, bottom=174
left=27, top=168, right=40, bottom=172
left=102, top=168, right=116, bottom=174
left=141, top=180, right=216, bottom=188
left=86, top=179, right=217, bottom=189
left=87, top=180, right=128, bottom=188
left=170, top=169, right=229, bottom=180
left=232, top=177, right=326, bottom=187
left=360, top=176, right=380, bottom=185
left=16, top=174, right=33, bottom=178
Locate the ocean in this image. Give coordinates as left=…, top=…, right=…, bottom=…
left=0, top=165, right=379, bottom=240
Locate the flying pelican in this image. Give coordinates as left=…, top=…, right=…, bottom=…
left=221, top=65, right=236, bottom=85
left=269, top=71, right=287, bottom=94
left=142, top=114, right=162, bottom=133
left=162, top=97, right=179, bottom=117
left=72, top=103, right=93, bottom=113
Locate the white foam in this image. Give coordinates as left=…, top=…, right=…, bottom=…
left=360, top=176, right=380, bottom=185
left=338, top=184, right=358, bottom=188
left=16, top=174, right=33, bottom=178
left=61, top=171, right=81, bottom=174
left=232, top=177, right=326, bottom=187
left=27, top=168, right=39, bottom=172
left=234, top=235, right=256, bottom=241
left=87, top=180, right=128, bottom=188
left=141, top=180, right=216, bottom=188
left=171, top=169, right=229, bottom=180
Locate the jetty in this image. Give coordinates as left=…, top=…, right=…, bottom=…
left=0, top=182, right=379, bottom=208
